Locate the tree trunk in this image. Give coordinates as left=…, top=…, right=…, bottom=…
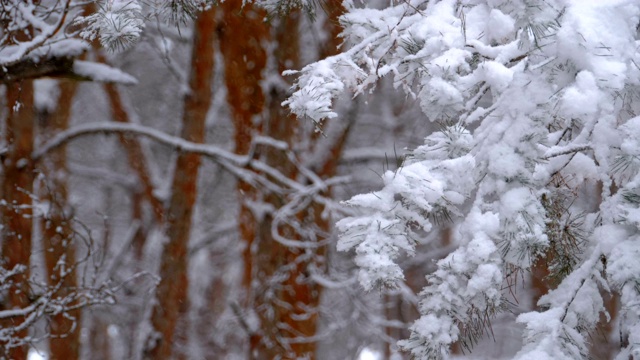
left=257, top=11, right=335, bottom=357
left=38, top=79, right=81, bottom=360
left=88, top=313, right=112, bottom=360
left=217, top=1, right=269, bottom=356
left=274, top=3, right=347, bottom=356
left=0, top=80, right=35, bottom=359
left=102, top=80, right=161, bottom=260
left=103, top=80, right=164, bottom=225
left=144, top=6, right=216, bottom=359
left=219, top=1, right=346, bottom=357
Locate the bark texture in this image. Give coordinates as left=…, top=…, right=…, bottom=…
left=1, top=80, right=35, bottom=359
left=219, top=1, right=346, bottom=358
left=217, top=1, right=269, bottom=355
left=39, top=79, right=82, bottom=360
left=144, top=6, right=216, bottom=359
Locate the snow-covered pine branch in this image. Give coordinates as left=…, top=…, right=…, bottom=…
left=252, top=0, right=317, bottom=18
left=0, top=2, right=135, bottom=82
left=0, top=0, right=221, bottom=83
left=287, top=0, right=640, bottom=358
left=77, top=0, right=145, bottom=51
left=76, top=0, right=220, bottom=50
left=76, top=0, right=311, bottom=52
left=0, top=0, right=316, bottom=80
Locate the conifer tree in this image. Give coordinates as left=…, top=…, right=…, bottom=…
left=288, top=0, right=640, bottom=358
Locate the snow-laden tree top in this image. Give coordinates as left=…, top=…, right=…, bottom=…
left=0, top=0, right=320, bottom=83
left=0, top=0, right=295, bottom=85
left=287, top=0, right=640, bottom=358
left=0, top=0, right=152, bottom=82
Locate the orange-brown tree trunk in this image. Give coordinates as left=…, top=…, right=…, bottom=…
left=38, top=79, right=81, bottom=360
left=0, top=80, right=35, bottom=359
left=278, top=3, right=347, bottom=355
left=143, top=6, right=216, bottom=359
left=260, top=11, right=320, bottom=358
left=219, top=1, right=346, bottom=357
left=217, top=1, right=269, bottom=356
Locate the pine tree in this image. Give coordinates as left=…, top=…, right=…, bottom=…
left=287, top=0, right=640, bottom=358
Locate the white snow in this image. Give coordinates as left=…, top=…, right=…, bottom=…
left=72, top=60, right=138, bottom=85
left=288, top=0, right=640, bottom=357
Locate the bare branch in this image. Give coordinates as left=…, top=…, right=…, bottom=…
left=33, top=122, right=327, bottom=196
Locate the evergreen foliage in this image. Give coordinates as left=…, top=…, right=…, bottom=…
left=287, top=0, right=640, bottom=358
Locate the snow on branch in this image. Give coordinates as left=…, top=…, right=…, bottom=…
left=34, top=122, right=350, bottom=253
left=401, top=224, right=503, bottom=359
left=34, top=122, right=250, bottom=163
left=252, top=0, right=317, bottom=18
left=289, top=0, right=640, bottom=357
left=158, top=0, right=216, bottom=24
left=514, top=248, right=606, bottom=360
left=72, top=60, right=137, bottom=84
left=0, top=58, right=137, bottom=84
left=0, top=0, right=76, bottom=67
left=0, top=0, right=222, bottom=83
left=33, top=122, right=337, bottom=198
left=76, top=0, right=145, bottom=52
left=336, top=126, right=476, bottom=291
left=0, top=215, right=140, bottom=351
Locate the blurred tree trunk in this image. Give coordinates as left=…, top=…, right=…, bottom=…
left=0, top=80, right=35, bottom=359
left=144, top=6, right=216, bottom=359
left=219, top=1, right=345, bottom=357
left=88, top=314, right=111, bottom=360
left=258, top=10, right=307, bottom=357
left=283, top=3, right=347, bottom=355
left=102, top=81, right=162, bottom=258
left=38, top=79, right=81, bottom=360
left=590, top=292, right=619, bottom=360
left=102, top=78, right=163, bottom=219
left=217, top=1, right=269, bottom=356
